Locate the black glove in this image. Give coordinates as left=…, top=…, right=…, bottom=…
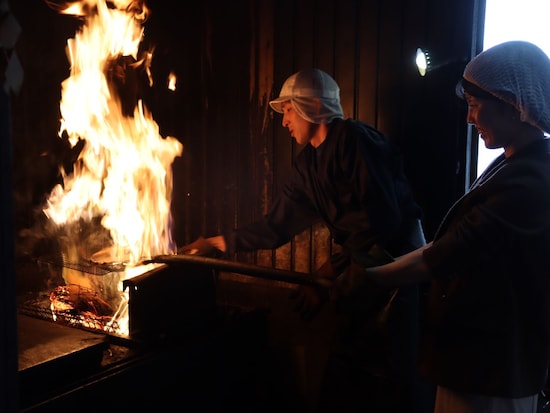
left=332, top=246, right=397, bottom=320
left=289, top=258, right=334, bottom=321
left=177, top=237, right=223, bottom=258
left=289, top=284, right=328, bottom=321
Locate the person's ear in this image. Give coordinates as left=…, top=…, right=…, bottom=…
left=502, top=102, right=520, bottom=121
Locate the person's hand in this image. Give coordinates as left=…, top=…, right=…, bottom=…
left=331, top=260, right=397, bottom=319
left=289, top=284, right=328, bottom=321
left=289, top=258, right=335, bottom=320
left=177, top=236, right=224, bottom=257
left=332, top=245, right=394, bottom=298
left=204, top=235, right=226, bottom=253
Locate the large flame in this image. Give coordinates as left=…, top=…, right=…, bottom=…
left=43, top=0, right=182, bottom=265
left=42, top=0, right=182, bottom=336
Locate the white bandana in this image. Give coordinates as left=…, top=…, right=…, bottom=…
left=269, top=68, right=344, bottom=124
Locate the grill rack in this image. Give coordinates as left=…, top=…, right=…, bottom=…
left=37, top=254, right=125, bottom=276
left=18, top=296, right=123, bottom=336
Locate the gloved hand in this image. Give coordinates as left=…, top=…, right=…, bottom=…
left=289, top=284, right=328, bottom=321
left=177, top=236, right=224, bottom=258
left=331, top=246, right=397, bottom=320
left=289, top=258, right=335, bottom=321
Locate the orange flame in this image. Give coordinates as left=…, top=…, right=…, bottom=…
left=43, top=0, right=182, bottom=266
left=42, top=1, right=181, bottom=336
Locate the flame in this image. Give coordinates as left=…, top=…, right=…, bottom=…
left=42, top=1, right=181, bottom=336
left=43, top=0, right=182, bottom=265
left=167, top=71, right=177, bottom=91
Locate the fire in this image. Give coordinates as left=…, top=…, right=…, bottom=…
left=43, top=0, right=182, bottom=263
left=42, top=0, right=182, bottom=335
left=167, top=71, right=177, bottom=91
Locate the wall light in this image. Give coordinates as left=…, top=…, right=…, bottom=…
left=415, top=47, right=470, bottom=77
left=415, top=48, right=430, bottom=76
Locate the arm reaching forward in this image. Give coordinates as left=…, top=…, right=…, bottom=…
left=365, top=242, right=433, bottom=286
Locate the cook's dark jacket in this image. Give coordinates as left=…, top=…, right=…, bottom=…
left=223, top=118, right=425, bottom=273
left=422, top=138, right=550, bottom=397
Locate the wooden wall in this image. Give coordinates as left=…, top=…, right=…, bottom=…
left=10, top=0, right=484, bottom=273
left=162, top=0, right=484, bottom=273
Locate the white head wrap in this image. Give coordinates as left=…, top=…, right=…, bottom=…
left=269, top=68, right=344, bottom=124
left=463, top=40, right=550, bottom=133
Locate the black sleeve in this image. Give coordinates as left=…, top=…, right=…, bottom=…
left=224, top=164, right=320, bottom=253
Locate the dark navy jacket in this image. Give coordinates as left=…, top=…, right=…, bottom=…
left=224, top=118, right=424, bottom=273
left=422, top=138, right=550, bottom=397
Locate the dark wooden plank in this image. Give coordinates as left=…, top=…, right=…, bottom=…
left=251, top=0, right=277, bottom=268
left=270, top=0, right=300, bottom=270
left=313, top=0, right=337, bottom=72
left=356, top=0, right=381, bottom=126
left=333, top=0, right=357, bottom=119
left=377, top=0, right=404, bottom=137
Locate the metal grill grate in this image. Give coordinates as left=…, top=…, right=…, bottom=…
left=18, top=294, right=123, bottom=336
left=37, top=255, right=125, bottom=275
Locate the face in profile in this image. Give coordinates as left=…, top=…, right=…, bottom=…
left=465, top=93, right=519, bottom=150
left=280, top=101, right=322, bottom=146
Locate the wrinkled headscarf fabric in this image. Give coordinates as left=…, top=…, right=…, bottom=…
left=269, top=68, right=344, bottom=124
left=463, top=40, right=550, bottom=134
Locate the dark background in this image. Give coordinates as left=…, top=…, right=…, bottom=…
left=2, top=0, right=485, bottom=410
left=9, top=0, right=484, bottom=270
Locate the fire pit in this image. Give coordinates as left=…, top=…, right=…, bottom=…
left=18, top=256, right=218, bottom=341
left=13, top=1, right=323, bottom=411
left=16, top=255, right=286, bottom=413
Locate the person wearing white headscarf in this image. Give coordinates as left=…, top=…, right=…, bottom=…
left=189, top=68, right=431, bottom=412
left=459, top=40, right=550, bottom=135
left=268, top=68, right=344, bottom=125
left=357, top=40, right=550, bottom=413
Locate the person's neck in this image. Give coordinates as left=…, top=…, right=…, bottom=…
left=310, top=123, right=330, bottom=148
left=504, top=124, right=545, bottom=158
